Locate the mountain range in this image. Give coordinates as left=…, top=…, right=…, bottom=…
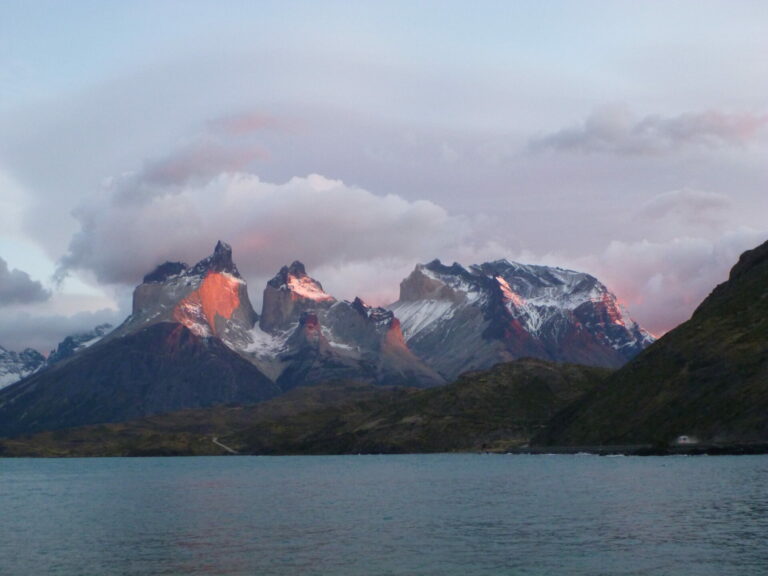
left=0, top=238, right=766, bottom=453
left=0, top=241, right=651, bottom=437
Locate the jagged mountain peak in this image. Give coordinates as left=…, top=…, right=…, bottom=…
left=351, top=297, right=395, bottom=326
left=142, top=242, right=241, bottom=285
left=268, top=260, right=309, bottom=287
left=423, top=259, right=472, bottom=276
left=266, top=261, right=334, bottom=302
left=189, top=240, right=241, bottom=278
left=399, top=260, right=484, bottom=304
left=260, top=262, right=334, bottom=332
left=287, top=260, right=307, bottom=277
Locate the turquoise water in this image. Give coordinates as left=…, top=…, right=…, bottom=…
left=1, top=454, right=767, bottom=575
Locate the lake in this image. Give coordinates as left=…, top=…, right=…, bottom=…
left=1, top=454, right=767, bottom=575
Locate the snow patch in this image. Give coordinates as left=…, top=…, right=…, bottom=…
left=286, top=275, right=335, bottom=302
left=245, top=324, right=292, bottom=356
left=390, top=299, right=456, bottom=341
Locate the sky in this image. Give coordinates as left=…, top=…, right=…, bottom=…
left=0, top=0, right=766, bottom=352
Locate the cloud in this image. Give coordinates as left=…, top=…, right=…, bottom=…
left=133, top=142, right=269, bottom=189
left=530, top=106, right=768, bottom=155
left=54, top=147, right=768, bottom=339
left=569, top=229, right=767, bottom=336
left=0, top=257, right=50, bottom=306
left=0, top=308, right=121, bottom=353
left=639, top=189, right=732, bottom=220
left=57, top=171, right=479, bottom=293
left=206, top=112, right=287, bottom=136
left=636, top=188, right=734, bottom=234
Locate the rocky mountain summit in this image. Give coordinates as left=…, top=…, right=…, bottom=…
left=390, top=259, right=653, bottom=380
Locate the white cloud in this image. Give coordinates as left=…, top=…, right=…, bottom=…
left=0, top=308, right=121, bottom=353
left=56, top=159, right=768, bottom=340
left=57, top=171, right=474, bottom=291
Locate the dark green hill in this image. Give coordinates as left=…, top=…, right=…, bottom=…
left=0, top=381, right=397, bottom=457
left=1, top=359, right=607, bottom=457
left=0, top=323, right=280, bottom=438
left=537, top=238, right=768, bottom=447
left=240, top=358, right=606, bottom=454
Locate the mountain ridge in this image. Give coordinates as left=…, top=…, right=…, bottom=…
left=390, top=258, right=652, bottom=380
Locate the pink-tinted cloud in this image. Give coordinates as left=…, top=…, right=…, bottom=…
left=207, top=112, right=287, bottom=136
left=567, top=230, right=766, bottom=336
left=530, top=106, right=768, bottom=155
left=136, top=142, right=269, bottom=188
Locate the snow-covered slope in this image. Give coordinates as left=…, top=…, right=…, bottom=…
left=390, top=259, right=654, bottom=379
left=0, top=346, right=45, bottom=389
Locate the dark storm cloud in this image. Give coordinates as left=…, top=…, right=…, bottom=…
left=0, top=257, right=50, bottom=306
left=530, top=107, right=768, bottom=155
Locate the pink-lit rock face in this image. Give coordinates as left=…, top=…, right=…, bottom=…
left=260, top=261, right=336, bottom=332
left=173, top=272, right=242, bottom=336
left=113, top=242, right=257, bottom=349
left=384, top=317, right=407, bottom=349
left=286, top=275, right=335, bottom=302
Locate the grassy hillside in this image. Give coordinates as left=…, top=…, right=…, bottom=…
left=1, top=359, right=607, bottom=457
left=538, top=239, right=768, bottom=447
